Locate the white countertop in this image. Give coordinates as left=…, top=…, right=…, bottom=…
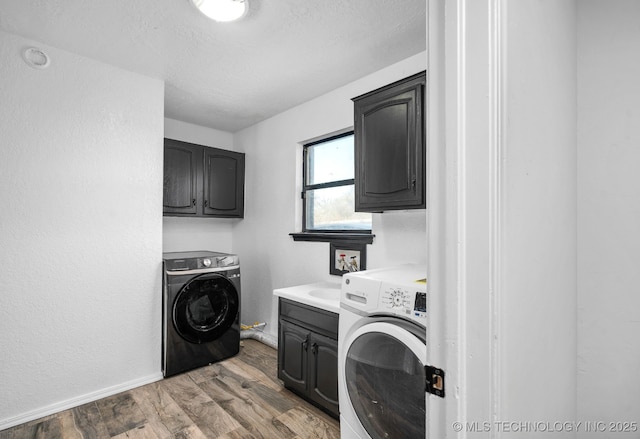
left=273, top=281, right=341, bottom=314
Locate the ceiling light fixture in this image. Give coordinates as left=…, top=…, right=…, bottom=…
left=190, top=0, right=248, bottom=22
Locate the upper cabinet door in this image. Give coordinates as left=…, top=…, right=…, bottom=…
left=353, top=72, right=426, bottom=212
left=163, top=140, right=201, bottom=215
left=203, top=148, right=245, bottom=218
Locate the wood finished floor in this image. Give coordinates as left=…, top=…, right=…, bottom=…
left=0, top=340, right=340, bottom=439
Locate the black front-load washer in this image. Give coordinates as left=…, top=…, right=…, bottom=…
left=162, top=251, right=240, bottom=377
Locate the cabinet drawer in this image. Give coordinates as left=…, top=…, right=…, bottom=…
left=279, top=298, right=338, bottom=339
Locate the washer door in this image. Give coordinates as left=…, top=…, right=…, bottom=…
left=173, top=273, right=239, bottom=344
left=343, top=320, right=426, bottom=439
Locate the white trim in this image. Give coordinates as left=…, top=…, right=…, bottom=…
left=426, top=0, right=508, bottom=438
left=298, top=126, right=354, bottom=146
left=488, top=0, right=507, bottom=433
left=425, top=0, right=451, bottom=438
left=0, top=372, right=163, bottom=430
left=455, top=0, right=468, bottom=436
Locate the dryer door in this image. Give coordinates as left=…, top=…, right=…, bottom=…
left=343, top=320, right=426, bottom=439
left=173, top=273, right=239, bottom=344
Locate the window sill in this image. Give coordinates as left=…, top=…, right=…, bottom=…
left=289, top=232, right=374, bottom=244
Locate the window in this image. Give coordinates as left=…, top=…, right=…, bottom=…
left=302, top=132, right=372, bottom=232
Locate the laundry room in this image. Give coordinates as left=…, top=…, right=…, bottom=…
left=2, top=1, right=640, bottom=438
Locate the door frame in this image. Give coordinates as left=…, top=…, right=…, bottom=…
left=426, top=0, right=508, bottom=437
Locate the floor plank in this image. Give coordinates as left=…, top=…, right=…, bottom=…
left=129, top=383, right=189, bottom=439
left=0, top=340, right=340, bottom=439
left=216, top=425, right=257, bottom=439
left=71, top=402, right=111, bottom=439
left=276, top=406, right=340, bottom=439
left=21, top=417, right=64, bottom=439
left=161, top=374, right=242, bottom=438
left=197, top=376, right=297, bottom=439
left=56, top=411, right=85, bottom=439
left=95, top=393, right=148, bottom=437
left=220, top=357, right=282, bottom=392
left=172, top=424, right=209, bottom=439
left=111, top=423, right=160, bottom=439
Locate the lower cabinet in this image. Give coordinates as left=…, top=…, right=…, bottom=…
left=277, top=299, right=339, bottom=418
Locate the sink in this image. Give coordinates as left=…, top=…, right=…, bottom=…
left=273, top=281, right=342, bottom=313
left=308, top=288, right=340, bottom=300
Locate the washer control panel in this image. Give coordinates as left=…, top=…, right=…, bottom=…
left=381, top=288, right=412, bottom=310
left=381, top=288, right=427, bottom=320
left=341, top=264, right=427, bottom=325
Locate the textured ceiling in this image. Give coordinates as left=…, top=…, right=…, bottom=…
left=0, top=0, right=426, bottom=132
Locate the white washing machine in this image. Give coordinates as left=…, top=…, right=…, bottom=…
left=338, top=264, right=430, bottom=439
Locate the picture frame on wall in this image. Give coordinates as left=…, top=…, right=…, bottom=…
left=330, top=242, right=366, bottom=276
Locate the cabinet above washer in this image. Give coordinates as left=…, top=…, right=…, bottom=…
left=163, top=138, right=245, bottom=218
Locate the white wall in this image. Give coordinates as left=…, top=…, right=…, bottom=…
left=577, top=0, right=640, bottom=428
left=500, top=0, right=577, bottom=429
left=233, top=52, right=427, bottom=337
left=0, top=32, right=164, bottom=428
left=163, top=118, right=236, bottom=254
left=468, top=1, right=640, bottom=430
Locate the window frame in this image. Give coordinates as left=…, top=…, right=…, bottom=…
left=301, top=131, right=371, bottom=234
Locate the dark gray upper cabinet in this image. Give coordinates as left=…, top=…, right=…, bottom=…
left=163, top=138, right=245, bottom=218
left=352, top=71, right=426, bottom=212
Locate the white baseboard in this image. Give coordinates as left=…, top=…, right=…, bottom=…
left=0, top=372, right=164, bottom=431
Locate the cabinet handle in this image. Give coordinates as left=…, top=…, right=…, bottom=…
left=412, top=177, right=417, bottom=193
left=192, top=198, right=196, bottom=206
left=311, top=343, right=318, bottom=355
left=204, top=200, right=208, bottom=207
left=302, top=336, right=309, bottom=351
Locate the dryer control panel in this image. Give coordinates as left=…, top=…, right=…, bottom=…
left=163, top=251, right=239, bottom=274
